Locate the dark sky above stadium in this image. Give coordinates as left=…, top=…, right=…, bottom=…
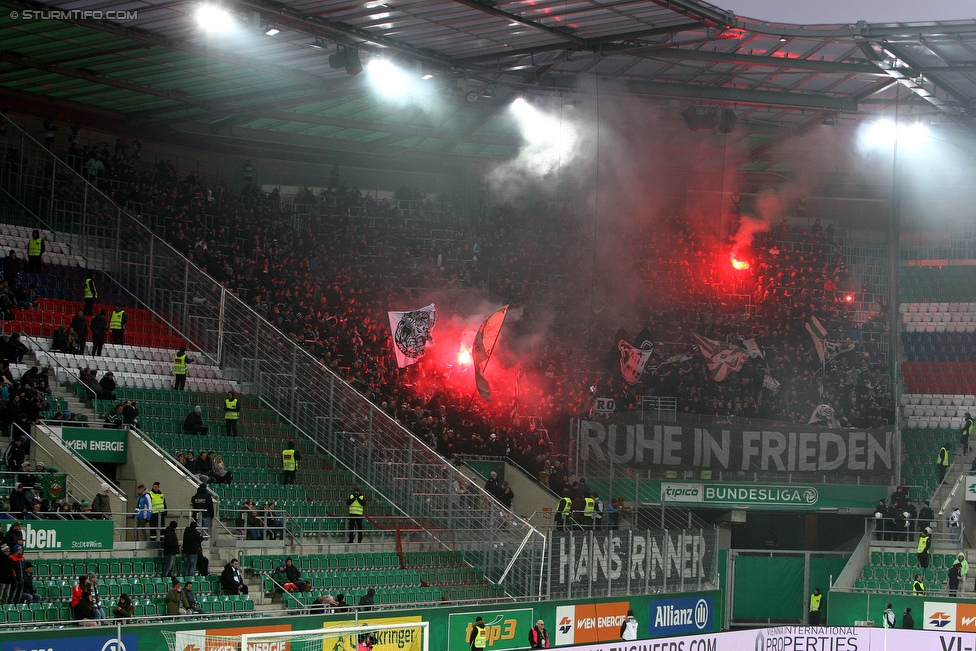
left=721, top=0, right=976, bottom=24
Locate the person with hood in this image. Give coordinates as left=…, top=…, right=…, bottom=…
left=183, top=405, right=208, bottom=435
left=284, top=557, right=307, bottom=592
left=358, top=587, right=375, bottom=612
left=91, top=483, right=111, bottom=518
left=469, top=616, right=488, bottom=651
left=162, top=521, right=180, bottom=578
left=182, top=521, right=203, bottom=578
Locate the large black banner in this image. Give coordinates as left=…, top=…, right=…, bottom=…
left=547, top=529, right=716, bottom=599
left=581, top=413, right=893, bottom=480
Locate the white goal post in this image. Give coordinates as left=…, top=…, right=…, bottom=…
left=240, top=621, right=430, bottom=651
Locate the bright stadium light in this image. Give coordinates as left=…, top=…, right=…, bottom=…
left=367, top=59, right=410, bottom=99
left=858, top=119, right=930, bottom=152
left=508, top=97, right=579, bottom=174
left=195, top=4, right=234, bottom=32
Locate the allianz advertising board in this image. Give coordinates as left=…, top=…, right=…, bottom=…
left=648, top=596, right=713, bottom=636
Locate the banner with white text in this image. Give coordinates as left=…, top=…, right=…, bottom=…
left=579, top=414, right=893, bottom=482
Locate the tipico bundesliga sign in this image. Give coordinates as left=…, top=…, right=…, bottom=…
left=662, top=482, right=820, bottom=508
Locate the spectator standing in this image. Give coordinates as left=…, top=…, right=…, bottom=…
left=4, top=438, right=24, bottom=471
left=243, top=159, right=254, bottom=183
left=918, top=501, right=934, bottom=532
left=220, top=558, right=247, bottom=595
left=109, top=305, right=127, bottom=345
left=149, top=482, right=167, bottom=541
left=883, top=604, right=896, bottom=628
left=528, top=620, right=550, bottom=649
left=191, top=483, right=214, bottom=536
left=134, top=484, right=152, bottom=541
left=70, top=311, right=88, bottom=355
left=5, top=521, right=24, bottom=550
left=166, top=578, right=190, bottom=616
left=347, top=487, right=365, bottom=544
left=499, top=482, right=514, bottom=509
left=99, top=373, right=117, bottom=401
left=224, top=391, right=240, bottom=436
left=26, top=230, right=43, bottom=274
left=485, top=471, right=501, bottom=498
left=89, top=310, right=107, bottom=356
left=162, top=521, right=180, bottom=578
left=620, top=609, right=639, bottom=640
left=173, top=346, right=190, bottom=391
left=183, top=405, right=208, bottom=434
left=83, top=272, right=97, bottom=316
left=281, top=440, right=300, bottom=485
left=903, top=608, right=914, bottom=629
left=91, top=482, right=111, bottom=517
left=9, top=544, right=25, bottom=604
left=963, top=413, right=974, bottom=456
left=949, top=562, right=962, bottom=596
left=182, top=521, right=203, bottom=578
left=959, top=553, right=969, bottom=583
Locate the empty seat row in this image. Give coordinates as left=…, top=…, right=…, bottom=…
left=900, top=303, right=976, bottom=313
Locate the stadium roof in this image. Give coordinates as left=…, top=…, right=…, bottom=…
left=1, top=0, right=975, bottom=168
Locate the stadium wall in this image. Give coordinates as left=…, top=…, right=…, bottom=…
left=0, top=590, right=721, bottom=651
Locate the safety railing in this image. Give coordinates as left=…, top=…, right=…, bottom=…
left=0, top=116, right=546, bottom=600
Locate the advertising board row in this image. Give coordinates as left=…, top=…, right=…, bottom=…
left=1, top=519, right=114, bottom=550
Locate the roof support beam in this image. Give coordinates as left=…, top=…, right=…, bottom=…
left=624, top=80, right=858, bottom=112
left=855, top=38, right=971, bottom=126
left=449, top=0, right=587, bottom=46
left=0, top=52, right=198, bottom=105
left=647, top=0, right=737, bottom=29
left=614, top=46, right=883, bottom=75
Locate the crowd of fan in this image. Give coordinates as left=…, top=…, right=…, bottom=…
left=14, top=128, right=895, bottom=477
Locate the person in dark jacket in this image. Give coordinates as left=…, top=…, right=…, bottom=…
left=74, top=591, right=98, bottom=625
left=21, top=561, right=40, bottom=603
left=162, top=521, right=180, bottom=578
left=528, top=620, right=550, bottom=649
left=99, top=373, right=117, bottom=400
left=70, top=311, right=88, bottom=355
left=122, top=400, right=139, bottom=425
left=182, top=521, right=203, bottom=578
left=0, top=545, right=14, bottom=605
left=283, top=557, right=307, bottom=592
left=358, top=587, right=375, bottom=612
left=903, top=607, right=914, bottom=629
left=183, top=406, right=208, bottom=435
left=191, top=482, right=214, bottom=537
left=89, top=311, right=108, bottom=357
left=8, top=483, right=29, bottom=515
left=220, top=559, right=247, bottom=595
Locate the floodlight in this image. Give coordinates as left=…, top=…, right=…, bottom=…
left=309, top=40, right=325, bottom=50
left=421, top=73, right=434, bottom=80
left=858, top=119, right=930, bottom=151
left=264, top=26, right=280, bottom=36
left=718, top=109, right=737, bottom=134
left=367, top=59, right=410, bottom=97
left=195, top=4, right=233, bottom=32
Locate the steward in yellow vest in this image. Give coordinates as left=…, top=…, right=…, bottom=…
left=281, top=441, right=300, bottom=485
left=347, top=487, right=366, bottom=544
left=109, top=305, right=126, bottom=344
left=27, top=230, right=43, bottom=273
left=224, top=391, right=240, bottom=437
left=173, top=346, right=189, bottom=391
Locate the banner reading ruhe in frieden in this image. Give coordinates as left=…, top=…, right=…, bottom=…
left=581, top=413, right=893, bottom=480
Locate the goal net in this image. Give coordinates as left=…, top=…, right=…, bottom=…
left=164, top=621, right=429, bottom=651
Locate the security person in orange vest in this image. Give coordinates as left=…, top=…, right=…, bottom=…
left=468, top=617, right=488, bottom=651
left=224, top=391, right=240, bottom=437
left=173, top=346, right=190, bottom=391
left=347, top=487, right=366, bottom=544
left=26, top=230, right=43, bottom=274
left=281, top=441, right=300, bottom=485
left=109, top=305, right=127, bottom=345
